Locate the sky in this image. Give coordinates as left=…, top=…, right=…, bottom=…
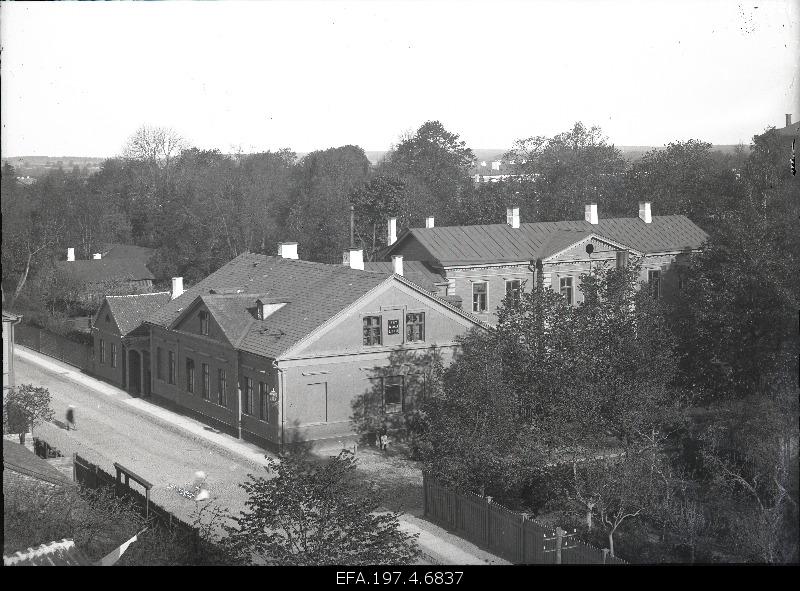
left=1, top=0, right=798, bottom=157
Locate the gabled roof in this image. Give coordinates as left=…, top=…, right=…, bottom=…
left=54, top=259, right=155, bottom=284
left=103, top=292, right=171, bottom=336
left=385, top=215, right=708, bottom=266
left=4, top=539, right=91, bottom=566
left=147, top=253, right=487, bottom=359
left=3, top=441, right=76, bottom=488
left=147, top=253, right=392, bottom=359
left=98, top=243, right=155, bottom=265
left=362, top=260, right=447, bottom=293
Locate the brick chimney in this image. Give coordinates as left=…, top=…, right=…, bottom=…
left=387, top=218, right=397, bottom=246
left=67, top=248, right=75, bottom=262
left=171, top=277, right=184, bottom=300
left=392, top=255, right=404, bottom=276
left=787, top=114, right=793, bottom=127
left=506, top=206, right=520, bottom=229
left=277, top=242, right=298, bottom=260
left=343, top=248, right=364, bottom=271
left=638, top=201, right=652, bottom=224
left=93, top=253, right=102, bottom=260
left=585, top=203, right=598, bottom=225
left=425, top=216, right=435, bottom=228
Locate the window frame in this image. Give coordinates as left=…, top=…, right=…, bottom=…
left=201, top=362, right=210, bottom=399
left=362, top=315, right=382, bottom=347
left=217, top=368, right=227, bottom=406
left=110, top=343, right=117, bottom=368
left=405, top=312, right=425, bottom=342
left=156, top=347, right=164, bottom=381
left=168, top=350, right=176, bottom=385
left=505, top=279, right=522, bottom=302
left=648, top=269, right=662, bottom=299
left=99, top=338, right=105, bottom=364
left=382, top=375, right=405, bottom=414
left=616, top=250, right=629, bottom=269
left=242, top=377, right=254, bottom=415
left=560, top=276, right=574, bottom=304
left=259, top=381, right=269, bottom=422
left=199, top=311, right=209, bottom=336
left=186, top=357, right=195, bottom=393
left=472, top=281, right=488, bottom=313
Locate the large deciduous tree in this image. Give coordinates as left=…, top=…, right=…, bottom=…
left=224, top=451, right=420, bottom=565
left=3, top=384, right=55, bottom=444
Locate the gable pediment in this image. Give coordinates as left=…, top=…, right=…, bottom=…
left=542, top=233, right=641, bottom=262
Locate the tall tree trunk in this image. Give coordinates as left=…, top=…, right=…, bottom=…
left=12, top=252, right=34, bottom=305
left=608, top=528, right=616, bottom=557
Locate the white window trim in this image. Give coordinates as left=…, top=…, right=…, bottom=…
left=472, top=281, right=489, bottom=313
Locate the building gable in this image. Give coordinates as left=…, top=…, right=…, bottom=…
left=93, top=300, right=121, bottom=336
left=283, top=277, right=484, bottom=359
left=171, top=298, right=236, bottom=347
left=542, top=234, right=641, bottom=263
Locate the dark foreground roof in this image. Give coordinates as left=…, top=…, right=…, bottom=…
left=147, top=253, right=393, bottom=359
left=3, top=440, right=75, bottom=487
left=4, top=539, right=91, bottom=566
left=387, top=215, right=708, bottom=266
left=104, top=292, right=172, bottom=336
left=363, top=260, right=446, bottom=293
left=54, top=259, right=155, bottom=284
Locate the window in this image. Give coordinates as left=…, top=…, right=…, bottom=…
left=99, top=339, right=105, bottom=364
left=186, top=358, right=195, bottom=393
left=156, top=347, right=163, bottom=381
left=256, top=300, right=264, bottom=320
left=648, top=269, right=661, bottom=298
left=168, top=351, right=176, bottom=385
left=505, top=279, right=522, bottom=302
left=110, top=343, right=118, bottom=368
left=616, top=250, right=629, bottom=269
left=560, top=277, right=573, bottom=304
left=406, top=312, right=425, bottom=342
left=201, top=363, right=210, bottom=399
left=259, top=382, right=269, bottom=422
left=446, top=279, right=456, bottom=296
left=199, top=311, right=209, bottom=336
left=472, top=282, right=488, bottom=313
left=363, top=316, right=382, bottom=346
left=383, top=376, right=404, bottom=414
left=243, top=377, right=254, bottom=415
left=217, top=369, right=227, bottom=406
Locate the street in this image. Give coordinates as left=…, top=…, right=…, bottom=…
left=15, top=354, right=261, bottom=526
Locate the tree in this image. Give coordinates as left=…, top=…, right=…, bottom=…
left=348, top=175, right=410, bottom=260
left=506, top=122, right=628, bottom=221
left=3, top=384, right=55, bottom=444
left=123, top=125, right=186, bottom=169
left=381, top=121, right=475, bottom=225
left=223, top=450, right=420, bottom=565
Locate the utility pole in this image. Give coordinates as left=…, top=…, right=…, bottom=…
left=350, top=205, right=355, bottom=248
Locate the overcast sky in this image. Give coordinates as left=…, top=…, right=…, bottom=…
left=1, top=0, right=798, bottom=157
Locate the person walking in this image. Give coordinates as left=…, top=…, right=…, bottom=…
left=65, top=405, right=76, bottom=431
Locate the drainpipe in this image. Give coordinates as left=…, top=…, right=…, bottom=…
left=279, top=365, right=286, bottom=453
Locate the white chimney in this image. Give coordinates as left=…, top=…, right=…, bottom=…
left=425, top=216, right=435, bottom=229
left=171, top=277, right=184, bottom=300
left=387, top=217, right=397, bottom=246
left=585, top=203, right=598, bottom=225
left=506, top=206, right=520, bottom=229
left=343, top=249, right=364, bottom=271
left=67, top=248, right=75, bottom=262
left=639, top=201, right=652, bottom=224
left=277, top=242, right=299, bottom=260
left=392, top=255, right=404, bottom=276
left=93, top=253, right=102, bottom=260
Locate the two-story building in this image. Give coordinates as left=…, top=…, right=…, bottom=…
left=144, top=246, right=486, bottom=451
left=379, top=202, right=708, bottom=324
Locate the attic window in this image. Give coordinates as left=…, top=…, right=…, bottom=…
left=256, top=300, right=264, bottom=320
left=199, top=311, right=209, bottom=335
left=105, top=314, right=110, bottom=323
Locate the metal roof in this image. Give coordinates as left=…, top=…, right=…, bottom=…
left=386, top=215, right=708, bottom=266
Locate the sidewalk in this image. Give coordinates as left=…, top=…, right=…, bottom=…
left=16, top=346, right=510, bottom=565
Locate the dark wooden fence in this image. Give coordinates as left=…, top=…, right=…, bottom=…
left=423, top=472, right=626, bottom=565
left=15, top=324, right=92, bottom=371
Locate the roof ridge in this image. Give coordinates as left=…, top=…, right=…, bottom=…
left=107, top=291, right=170, bottom=299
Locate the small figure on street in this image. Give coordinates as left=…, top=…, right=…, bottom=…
left=65, top=405, right=76, bottom=431
left=380, top=432, right=389, bottom=452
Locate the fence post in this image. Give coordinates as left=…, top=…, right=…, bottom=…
left=602, top=548, right=609, bottom=564
left=555, top=527, right=565, bottom=565
left=520, top=513, right=526, bottom=564
left=422, top=472, right=428, bottom=517
left=484, top=496, right=493, bottom=548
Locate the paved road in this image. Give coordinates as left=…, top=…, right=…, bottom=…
left=16, top=355, right=262, bottom=527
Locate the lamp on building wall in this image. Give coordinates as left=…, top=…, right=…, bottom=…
left=268, top=387, right=278, bottom=404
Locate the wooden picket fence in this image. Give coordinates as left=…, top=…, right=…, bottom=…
left=423, top=472, right=626, bottom=564
left=15, top=324, right=92, bottom=371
